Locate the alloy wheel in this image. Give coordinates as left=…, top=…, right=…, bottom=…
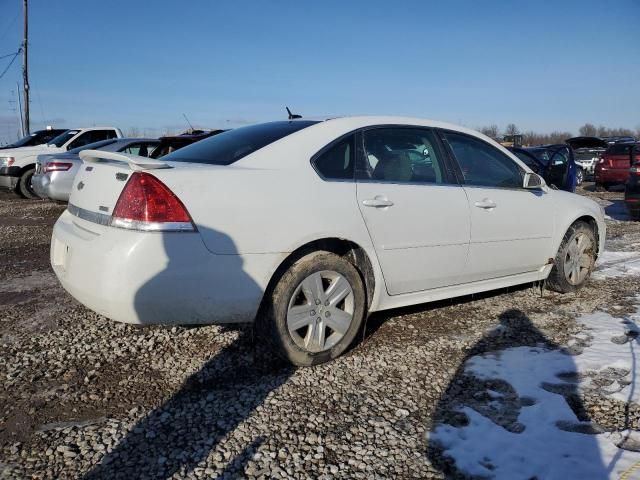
left=286, top=270, right=355, bottom=353
left=564, top=232, right=593, bottom=285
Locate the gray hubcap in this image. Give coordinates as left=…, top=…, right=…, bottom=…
left=564, top=232, right=593, bottom=285
left=286, top=270, right=354, bottom=353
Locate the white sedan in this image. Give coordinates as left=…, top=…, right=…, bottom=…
left=51, top=116, right=606, bottom=366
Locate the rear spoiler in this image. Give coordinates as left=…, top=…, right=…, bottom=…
left=79, top=149, right=172, bottom=171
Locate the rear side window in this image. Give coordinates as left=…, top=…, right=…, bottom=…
left=607, top=144, right=637, bottom=155
left=444, top=131, right=523, bottom=189
left=360, top=127, right=447, bottom=184
left=312, top=136, right=354, bottom=180
left=163, top=121, right=319, bottom=165
left=67, top=130, right=118, bottom=150
left=67, top=139, right=117, bottom=154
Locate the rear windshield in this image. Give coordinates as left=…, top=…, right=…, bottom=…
left=606, top=144, right=638, bottom=155
left=162, top=121, right=319, bottom=165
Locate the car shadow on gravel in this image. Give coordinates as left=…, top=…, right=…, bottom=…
left=425, top=309, right=609, bottom=478
left=82, top=227, right=294, bottom=479
left=82, top=327, right=292, bottom=479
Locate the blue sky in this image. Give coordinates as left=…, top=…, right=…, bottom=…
left=0, top=0, right=638, bottom=142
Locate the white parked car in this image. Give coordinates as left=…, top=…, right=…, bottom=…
left=0, top=127, right=123, bottom=198
left=51, top=117, right=606, bottom=366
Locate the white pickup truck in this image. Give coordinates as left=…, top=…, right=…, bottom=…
left=0, top=127, right=123, bottom=198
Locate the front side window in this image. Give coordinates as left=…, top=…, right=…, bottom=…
left=443, top=131, right=523, bottom=189
left=360, top=128, right=447, bottom=184
left=312, top=136, right=354, bottom=180
left=512, top=150, right=541, bottom=173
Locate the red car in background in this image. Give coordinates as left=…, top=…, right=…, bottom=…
left=595, top=142, right=640, bottom=189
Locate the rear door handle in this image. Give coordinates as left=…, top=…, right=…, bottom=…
left=474, top=199, right=497, bottom=209
left=362, top=198, right=394, bottom=208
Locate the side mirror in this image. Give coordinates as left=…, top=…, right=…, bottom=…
left=523, top=172, right=544, bottom=189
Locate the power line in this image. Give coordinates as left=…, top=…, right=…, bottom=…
left=0, top=49, right=20, bottom=81
left=0, top=51, right=20, bottom=60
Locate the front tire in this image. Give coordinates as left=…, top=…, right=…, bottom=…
left=17, top=168, right=38, bottom=199
left=260, top=251, right=366, bottom=366
left=546, top=221, right=597, bottom=293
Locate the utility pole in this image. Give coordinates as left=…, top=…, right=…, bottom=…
left=22, top=0, right=30, bottom=135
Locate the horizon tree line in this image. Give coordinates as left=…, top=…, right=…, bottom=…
left=478, top=123, right=639, bottom=146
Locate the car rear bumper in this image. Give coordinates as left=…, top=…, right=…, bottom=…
left=595, top=168, right=629, bottom=184
left=0, top=166, right=20, bottom=190
left=51, top=209, right=279, bottom=325
left=32, top=172, right=71, bottom=201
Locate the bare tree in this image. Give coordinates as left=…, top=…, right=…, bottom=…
left=504, top=123, right=519, bottom=136
left=479, top=124, right=499, bottom=139
left=126, top=127, right=140, bottom=137
left=578, top=123, right=597, bottom=137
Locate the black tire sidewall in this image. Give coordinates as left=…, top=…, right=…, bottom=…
left=19, top=168, right=37, bottom=199
left=266, top=251, right=366, bottom=367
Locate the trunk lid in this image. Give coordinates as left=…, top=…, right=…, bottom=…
left=69, top=150, right=172, bottom=217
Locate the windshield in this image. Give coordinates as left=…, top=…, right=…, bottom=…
left=4, top=129, right=64, bottom=148
left=48, top=130, right=79, bottom=147
left=67, top=139, right=117, bottom=154
left=162, top=121, right=320, bottom=165
left=4, top=133, right=39, bottom=148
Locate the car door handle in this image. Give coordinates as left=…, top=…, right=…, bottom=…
left=362, top=198, right=394, bottom=208
left=474, top=199, right=497, bottom=209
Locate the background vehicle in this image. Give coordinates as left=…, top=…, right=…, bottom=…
left=603, top=135, right=636, bottom=144
left=150, top=129, right=225, bottom=158
left=32, top=138, right=160, bottom=202
left=595, top=142, right=640, bottom=190
left=51, top=116, right=605, bottom=366
left=508, top=144, right=578, bottom=191
left=0, top=127, right=123, bottom=198
left=624, top=144, right=640, bottom=219
left=566, top=136, right=607, bottom=178
left=0, top=128, right=67, bottom=150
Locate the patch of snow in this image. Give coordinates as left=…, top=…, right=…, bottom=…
left=593, top=251, right=640, bottom=280
left=430, top=303, right=640, bottom=479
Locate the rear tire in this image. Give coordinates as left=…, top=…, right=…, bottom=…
left=17, top=168, right=38, bottom=199
left=259, top=251, right=366, bottom=366
left=546, top=221, right=597, bottom=293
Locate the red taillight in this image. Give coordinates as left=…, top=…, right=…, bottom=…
left=111, top=172, right=194, bottom=231
left=44, top=161, right=73, bottom=173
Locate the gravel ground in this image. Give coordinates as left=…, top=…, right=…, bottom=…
left=1, top=184, right=639, bottom=479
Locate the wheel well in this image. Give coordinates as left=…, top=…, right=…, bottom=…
left=573, top=215, right=600, bottom=256
left=263, top=238, right=376, bottom=309
left=19, top=163, right=36, bottom=176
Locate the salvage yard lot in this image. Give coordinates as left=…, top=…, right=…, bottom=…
left=1, top=187, right=640, bottom=479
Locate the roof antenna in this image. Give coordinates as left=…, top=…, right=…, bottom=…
left=286, top=106, right=302, bottom=120
left=182, top=113, right=194, bottom=132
